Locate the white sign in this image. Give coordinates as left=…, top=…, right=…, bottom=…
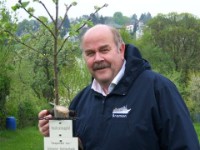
left=44, top=137, right=78, bottom=150
left=49, top=120, right=73, bottom=138
left=44, top=120, right=78, bottom=150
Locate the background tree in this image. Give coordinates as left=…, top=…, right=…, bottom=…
left=113, top=11, right=131, bottom=25
left=145, top=12, right=200, bottom=84
left=134, top=12, right=200, bottom=113
left=119, top=27, right=134, bottom=44
left=0, top=0, right=16, bottom=129
left=60, top=15, right=70, bottom=38
left=16, top=19, right=40, bottom=36
left=139, top=12, right=152, bottom=24
left=131, top=14, right=138, bottom=24
left=188, top=73, right=200, bottom=115
left=148, top=13, right=200, bottom=73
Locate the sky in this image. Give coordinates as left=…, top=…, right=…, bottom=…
left=5, top=0, right=200, bottom=21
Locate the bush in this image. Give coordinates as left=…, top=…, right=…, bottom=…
left=17, top=100, right=37, bottom=128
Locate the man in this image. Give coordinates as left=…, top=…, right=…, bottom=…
left=38, top=24, right=200, bottom=150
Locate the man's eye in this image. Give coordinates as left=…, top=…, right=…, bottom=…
left=86, top=52, right=94, bottom=57
left=101, top=49, right=109, bottom=53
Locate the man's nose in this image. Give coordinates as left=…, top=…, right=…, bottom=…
left=94, top=52, right=104, bottom=62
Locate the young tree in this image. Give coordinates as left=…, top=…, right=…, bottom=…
left=6, top=0, right=107, bottom=105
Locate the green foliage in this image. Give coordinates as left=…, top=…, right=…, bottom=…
left=1, top=0, right=200, bottom=129
left=59, top=58, right=91, bottom=106
left=11, top=4, right=21, bottom=11
left=16, top=19, right=40, bottom=36
left=188, top=73, right=200, bottom=113
left=69, top=20, right=93, bottom=37
left=12, top=1, right=32, bottom=13
left=21, top=1, right=30, bottom=8
left=38, top=16, right=48, bottom=23
left=8, top=0, right=107, bottom=105
left=60, top=15, right=70, bottom=37
left=27, top=7, right=35, bottom=17
left=0, top=75, right=10, bottom=106
left=0, top=45, right=13, bottom=129
left=0, top=74, right=10, bottom=129
left=17, top=100, right=39, bottom=128
left=113, top=12, right=131, bottom=25
left=119, top=27, right=134, bottom=44
left=163, top=70, right=185, bottom=95
left=0, top=1, right=17, bottom=41
left=146, top=12, right=200, bottom=73
left=137, top=12, right=200, bottom=105
left=135, top=30, right=174, bottom=74
left=194, top=123, right=200, bottom=141
left=134, top=27, right=199, bottom=112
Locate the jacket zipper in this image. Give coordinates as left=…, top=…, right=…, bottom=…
left=102, top=96, right=106, bottom=114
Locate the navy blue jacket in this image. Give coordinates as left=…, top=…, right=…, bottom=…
left=70, top=44, right=200, bottom=150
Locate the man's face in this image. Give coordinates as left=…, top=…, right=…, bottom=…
left=82, top=27, right=125, bottom=86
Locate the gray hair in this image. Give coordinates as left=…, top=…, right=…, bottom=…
left=109, top=25, right=124, bottom=49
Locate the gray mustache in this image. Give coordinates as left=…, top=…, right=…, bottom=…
left=93, top=62, right=110, bottom=71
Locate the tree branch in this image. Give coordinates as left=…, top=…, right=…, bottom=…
left=58, top=3, right=73, bottom=30
left=38, top=1, right=55, bottom=24
left=4, top=30, right=41, bottom=54
left=18, top=0, right=56, bottom=39
left=57, top=3, right=108, bottom=55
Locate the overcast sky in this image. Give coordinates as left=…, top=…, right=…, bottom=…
left=6, top=0, right=200, bottom=21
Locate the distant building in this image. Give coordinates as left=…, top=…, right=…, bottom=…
left=136, top=21, right=145, bottom=39
left=124, top=21, right=145, bottom=39
left=126, top=25, right=134, bottom=33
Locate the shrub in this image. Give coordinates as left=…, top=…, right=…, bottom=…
left=17, top=100, right=38, bottom=128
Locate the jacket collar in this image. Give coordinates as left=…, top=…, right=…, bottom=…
left=111, top=44, right=151, bottom=95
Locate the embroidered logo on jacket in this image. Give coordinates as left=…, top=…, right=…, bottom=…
left=112, top=106, right=131, bottom=118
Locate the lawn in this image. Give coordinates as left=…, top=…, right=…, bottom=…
left=194, top=123, right=200, bottom=141
left=0, top=124, right=199, bottom=149
left=0, top=126, right=43, bottom=150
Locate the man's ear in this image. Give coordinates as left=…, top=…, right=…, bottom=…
left=120, top=43, right=125, bottom=54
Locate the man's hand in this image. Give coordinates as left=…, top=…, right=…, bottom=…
left=38, top=110, right=52, bottom=137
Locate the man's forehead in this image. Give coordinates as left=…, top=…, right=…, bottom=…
left=84, top=44, right=110, bottom=52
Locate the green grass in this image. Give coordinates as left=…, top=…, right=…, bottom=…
left=0, top=126, right=43, bottom=150
left=0, top=124, right=199, bottom=150
left=194, top=123, right=200, bottom=141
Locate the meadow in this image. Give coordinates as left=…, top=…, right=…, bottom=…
left=0, top=126, right=43, bottom=150
left=0, top=123, right=199, bottom=150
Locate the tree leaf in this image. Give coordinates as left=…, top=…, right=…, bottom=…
left=11, top=4, right=21, bottom=11
left=21, top=1, right=30, bottom=8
